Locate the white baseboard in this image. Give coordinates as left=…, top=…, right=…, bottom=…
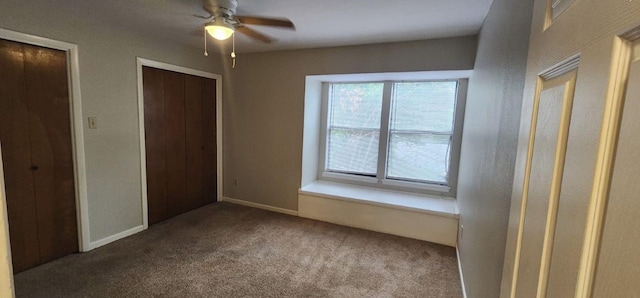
left=457, top=247, right=468, bottom=298
left=222, top=197, right=299, bottom=216
left=86, top=225, right=145, bottom=251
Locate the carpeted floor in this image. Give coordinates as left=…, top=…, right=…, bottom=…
left=14, top=202, right=462, bottom=297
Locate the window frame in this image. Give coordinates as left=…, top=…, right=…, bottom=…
left=318, top=79, right=468, bottom=197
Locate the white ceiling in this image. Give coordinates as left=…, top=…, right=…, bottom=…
left=87, top=0, right=494, bottom=53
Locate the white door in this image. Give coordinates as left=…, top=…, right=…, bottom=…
left=504, top=0, right=640, bottom=297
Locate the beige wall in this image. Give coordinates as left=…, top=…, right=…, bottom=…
left=456, top=0, right=534, bottom=297
left=0, top=0, right=223, bottom=243
left=223, top=36, right=477, bottom=211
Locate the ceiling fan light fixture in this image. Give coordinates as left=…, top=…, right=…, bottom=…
left=205, top=19, right=234, bottom=40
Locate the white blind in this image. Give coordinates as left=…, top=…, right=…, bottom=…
left=326, top=83, right=383, bottom=175
left=387, top=81, right=457, bottom=183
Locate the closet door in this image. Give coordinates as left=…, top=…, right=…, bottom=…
left=186, top=74, right=218, bottom=208
left=0, top=39, right=78, bottom=273
left=163, top=71, right=187, bottom=218
left=202, top=76, right=217, bottom=204
left=185, top=75, right=205, bottom=212
left=23, top=43, right=78, bottom=264
left=0, top=39, right=40, bottom=272
left=143, top=67, right=168, bottom=225
left=143, top=66, right=217, bottom=225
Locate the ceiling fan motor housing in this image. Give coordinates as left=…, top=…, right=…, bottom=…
left=204, top=0, right=238, bottom=18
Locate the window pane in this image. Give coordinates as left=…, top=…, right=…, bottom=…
left=327, top=128, right=379, bottom=175
left=330, top=83, right=384, bottom=129
left=326, top=83, right=383, bottom=175
left=390, top=82, right=457, bottom=132
left=387, top=81, right=457, bottom=184
left=387, top=133, right=450, bottom=183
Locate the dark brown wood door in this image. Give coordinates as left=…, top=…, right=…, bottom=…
left=164, top=70, right=187, bottom=218
left=184, top=75, right=204, bottom=213
left=143, top=66, right=217, bottom=225
left=0, top=39, right=78, bottom=273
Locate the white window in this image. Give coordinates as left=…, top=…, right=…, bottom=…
left=326, top=83, right=384, bottom=176
left=320, top=80, right=467, bottom=196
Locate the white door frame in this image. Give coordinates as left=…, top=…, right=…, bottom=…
left=0, top=28, right=91, bottom=252
left=136, top=57, right=223, bottom=229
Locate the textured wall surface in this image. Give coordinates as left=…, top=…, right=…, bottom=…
left=222, top=37, right=478, bottom=211
left=456, top=0, right=534, bottom=297
left=0, top=0, right=223, bottom=243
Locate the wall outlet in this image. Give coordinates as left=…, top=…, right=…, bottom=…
left=88, top=117, right=97, bottom=129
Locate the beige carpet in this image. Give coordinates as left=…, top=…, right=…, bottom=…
left=14, top=202, right=462, bottom=297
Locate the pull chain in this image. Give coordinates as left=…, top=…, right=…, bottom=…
left=203, top=28, right=209, bottom=56
left=231, top=32, right=236, bottom=68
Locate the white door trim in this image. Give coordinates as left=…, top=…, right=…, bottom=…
left=0, top=28, right=90, bottom=252
left=136, top=57, right=223, bottom=229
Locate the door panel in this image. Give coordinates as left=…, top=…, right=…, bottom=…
left=163, top=71, right=187, bottom=217
left=185, top=75, right=204, bottom=212
left=516, top=85, right=564, bottom=297
left=592, top=42, right=640, bottom=298
left=544, top=49, right=610, bottom=297
left=516, top=75, right=574, bottom=297
left=0, top=39, right=78, bottom=273
left=202, top=78, right=217, bottom=203
left=143, top=67, right=168, bottom=225
left=0, top=40, right=40, bottom=272
left=23, top=44, right=78, bottom=263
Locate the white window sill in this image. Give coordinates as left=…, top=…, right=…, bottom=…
left=299, top=181, right=458, bottom=219
left=321, top=171, right=452, bottom=194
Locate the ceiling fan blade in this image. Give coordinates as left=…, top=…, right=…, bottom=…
left=202, top=5, right=215, bottom=16
left=192, top=13, right=212, bottom=20
left=235, top=26, right=272, bottom=43
left=235, top=15, right=295, bottom=29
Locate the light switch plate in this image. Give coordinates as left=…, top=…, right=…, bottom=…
left=88, top=117, right=97, bottom=129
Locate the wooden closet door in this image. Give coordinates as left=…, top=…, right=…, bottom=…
left=202, top=77, right=217, bottom=203
left=0, top=39, right=77, bottom=273
left=163, top=71, right=187, bottom=217
left=143, top=67, right=168, bottom=225
left=185, top=75, right=204, bottom=211
left=185, top=74, right=217, bottom=209
left=0, top=40, right=41, bottom=272
left=23, top=43, right=78, bottom=264
left=143, top=66, right=216, bottom=225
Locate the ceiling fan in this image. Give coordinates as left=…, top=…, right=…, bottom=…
left=198, top=0, right=295, bottom=44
